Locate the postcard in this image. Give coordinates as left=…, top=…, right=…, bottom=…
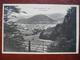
left=2, top=4, right=79, bottom=54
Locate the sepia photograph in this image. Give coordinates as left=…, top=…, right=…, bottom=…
left=2, top=4, right=79, bottom=54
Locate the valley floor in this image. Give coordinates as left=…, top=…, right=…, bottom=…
left=23, top=33, right=53, bottom=52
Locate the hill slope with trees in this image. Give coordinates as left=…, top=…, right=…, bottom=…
left=39, top=7, right=76, bottom=52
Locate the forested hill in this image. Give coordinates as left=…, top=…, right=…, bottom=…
left=16, top=14, right=57, bottom=24
left=39, top=7, right=76, bottom=52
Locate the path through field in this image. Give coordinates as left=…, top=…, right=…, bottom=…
left=23, top=33, right=53, bottom=52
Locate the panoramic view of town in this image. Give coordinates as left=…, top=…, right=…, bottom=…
left=3, top=4, right=77, bottom=53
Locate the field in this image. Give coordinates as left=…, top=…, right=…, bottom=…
left=23, top=33, right=53, bottom=52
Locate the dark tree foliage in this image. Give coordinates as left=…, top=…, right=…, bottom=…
left=39, top=27, right=54, bottom=40
left=4, top=6, right=20, bottom=21
left=4, top=6, right=25, bottom=52
left=39, top=7, right=76, bottom=52
left=4, top=22, right=25, bottom=52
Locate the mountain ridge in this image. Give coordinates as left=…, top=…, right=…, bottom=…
left=16, top=14, right=57, bottom=24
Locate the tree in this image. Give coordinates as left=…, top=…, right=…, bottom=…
left=47, top=7, right=76, bottom=52
left=4, top=6, right=25, bottom=52
left=4, top=6, right=20, bottom=21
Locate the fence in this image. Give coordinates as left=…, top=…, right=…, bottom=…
left=23, top=40, right=52, bottom=52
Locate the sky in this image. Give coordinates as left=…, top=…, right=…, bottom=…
left=17, top=4, right=72, bottom=17
left=4, top=4, right=75, bottom=21
left=18, top=4, right=71, bottom=15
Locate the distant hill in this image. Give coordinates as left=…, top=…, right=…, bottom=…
left=47, top=13, right=65, bottom=23
left=16, top=14, right=57, bottom=24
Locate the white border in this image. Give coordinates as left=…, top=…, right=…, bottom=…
left=2, top=4, right=79, bottom=54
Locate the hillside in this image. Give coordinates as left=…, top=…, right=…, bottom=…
left=47, top=13, right=65, bottom=23
left=39, top=7, right=76, bottom=52
left=16, top=14, right=57, bottom=24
